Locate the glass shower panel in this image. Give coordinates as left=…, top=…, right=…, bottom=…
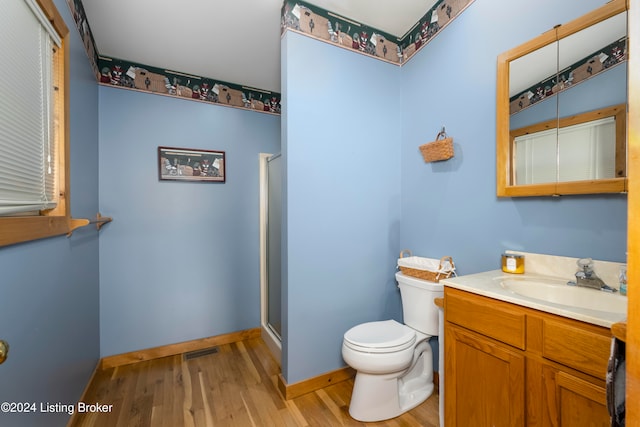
left=267, top=154, right=282, bottom=339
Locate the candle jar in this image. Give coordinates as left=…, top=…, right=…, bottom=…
left=502, top=253, right=525, bottom=274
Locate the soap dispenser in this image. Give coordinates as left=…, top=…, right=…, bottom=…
left=619, top=265, right=627, bottom=296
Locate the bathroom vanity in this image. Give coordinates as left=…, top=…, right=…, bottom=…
left=441, top=266, right=626, bottom=427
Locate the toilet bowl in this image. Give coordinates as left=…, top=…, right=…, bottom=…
left=342, top=272, right=443, bottom=422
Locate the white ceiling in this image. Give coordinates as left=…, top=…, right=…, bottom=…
left=80, top=0, right=437, bottom=93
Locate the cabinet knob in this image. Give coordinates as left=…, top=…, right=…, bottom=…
left=0, top=340, right=9, bottom=364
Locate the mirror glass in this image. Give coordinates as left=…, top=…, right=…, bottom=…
left=497, top=0, right=628, bottom=196
left=556, top=12, right=627, bottom=182
left=509, top=41, right=559, bottom=185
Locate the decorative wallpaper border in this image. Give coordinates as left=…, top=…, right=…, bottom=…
left=281, top=1, right=403, bottom=63
left=96, top=57, right=281, bottom=114
left=510, top=37, right=627, bottom=115
left=397, top=0, right=475, bottom=63
left=281, top=0, right=475, bottom=65
left=66, top=0, right=281, bottom=115
left=66, top=0, right=476, bottom=115
left=66, top=0, right=100, bottom=78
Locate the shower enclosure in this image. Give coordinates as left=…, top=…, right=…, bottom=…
left=260, top=153, right=282, bottom=362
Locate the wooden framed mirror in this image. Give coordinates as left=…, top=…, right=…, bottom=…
left=496, top=0, right=628, bottom=197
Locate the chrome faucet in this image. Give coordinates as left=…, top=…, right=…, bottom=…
left=568, top=258, right=617, bottom=292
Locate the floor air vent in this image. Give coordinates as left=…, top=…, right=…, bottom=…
left=184, top=347, right=219, bottom=360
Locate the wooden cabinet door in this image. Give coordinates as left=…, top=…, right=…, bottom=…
left=445, top=324, right=525, bottom=427
left=543, top=366, right=610, bottom=427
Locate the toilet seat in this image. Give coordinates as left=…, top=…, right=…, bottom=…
left=344, top=320, right=416, bottom=354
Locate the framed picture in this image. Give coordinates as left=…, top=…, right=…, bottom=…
left=158, top=146, right=226, bottom=182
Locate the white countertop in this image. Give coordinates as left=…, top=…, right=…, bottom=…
left=441, top=270, right=627, bottom=328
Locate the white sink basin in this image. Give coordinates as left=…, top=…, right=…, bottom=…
left=499, top=276, right=627, bottom=314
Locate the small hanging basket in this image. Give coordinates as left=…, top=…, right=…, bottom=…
left=397, top=250, right=456, bottom=283
left=420, top=130, right=454, bottom=163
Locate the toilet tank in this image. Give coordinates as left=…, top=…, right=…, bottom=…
left=396, top=272, right=444, bottom=336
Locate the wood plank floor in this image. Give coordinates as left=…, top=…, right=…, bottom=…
left=70, top=337, right=439, bottom=427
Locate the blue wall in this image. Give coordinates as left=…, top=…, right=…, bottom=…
left=282, top=32, right=403, bottom=383
left=98, top=88, right=280, bottom=356
left=399, top=0, right=627, bottom=275
left=0, top=0, right=100, bottom=425
left=280, top=0, right=628, bottom=384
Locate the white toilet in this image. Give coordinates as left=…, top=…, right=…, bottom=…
left=342, top=272, right=443, bottom=422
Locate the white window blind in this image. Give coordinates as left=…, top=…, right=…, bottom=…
left=558, top=117, right=616, bottom=182
left=515, top=128, right=558, bottom=185
left=514, top=116, right=616, bottom=185
left=0, top=0, right=61, bottom=215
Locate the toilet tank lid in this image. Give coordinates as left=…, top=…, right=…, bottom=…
left=344, top=319, right=415, bottom=349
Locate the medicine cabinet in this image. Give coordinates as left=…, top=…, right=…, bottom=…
left=496, top=0, right=628, bottom=197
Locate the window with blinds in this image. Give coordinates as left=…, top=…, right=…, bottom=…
left=514, top=116, right=618, bottom=185
left=0, top=0, right=72, bottom=246
left=0, top=0, right=62, bottom=215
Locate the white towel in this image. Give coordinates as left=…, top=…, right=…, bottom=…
left=607, top=336, right=625, bottom=427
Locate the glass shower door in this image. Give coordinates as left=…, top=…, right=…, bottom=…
left=266, top=154, right=282, bottom=338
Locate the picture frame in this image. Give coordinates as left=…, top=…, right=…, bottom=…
left=158, top=146, right=226, bottom=183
